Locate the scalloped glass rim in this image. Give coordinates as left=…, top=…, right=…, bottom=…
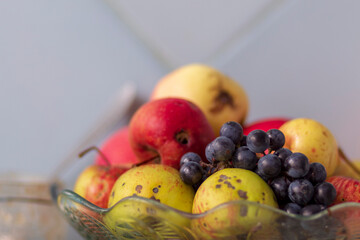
left=53, top=182, right=360, bottom=240
left=57, top=188, right=360, bottom=220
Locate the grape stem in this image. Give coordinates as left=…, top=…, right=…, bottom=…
left=200, top=161, right=213, bottom=169
left=338, top=147, right=360, bottom=177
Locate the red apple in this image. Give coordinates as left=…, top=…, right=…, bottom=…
left=129, top=98, right=215, bottom=169
left=73, top=147, right=130, bottom=208
left=243, top=117, right=289, bottom=135
left=95, top=126, right=140, bottom=166
left=73, top=164, right=128, bottom=208
left=327, top=176, right=360, bottom=205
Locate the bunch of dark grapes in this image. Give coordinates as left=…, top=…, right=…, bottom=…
left=179, top=121, right=337, bottom=216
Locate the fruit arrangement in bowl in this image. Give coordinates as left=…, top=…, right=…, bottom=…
left=53, top=64, right=360, bottom=240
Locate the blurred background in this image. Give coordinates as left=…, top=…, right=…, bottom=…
left=1, top=0, right=360, bottom=193
left=1, top=0, right=360, bottom=238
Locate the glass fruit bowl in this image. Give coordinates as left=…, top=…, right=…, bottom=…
left=49, top=85, right=360, bottom=239
left=51, top=169, right=360, bottom=240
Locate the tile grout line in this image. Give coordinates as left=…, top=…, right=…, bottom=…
left=102, top=0, right=174, bottom=71
left=209, top=0, right=294, bottom=69
left=103, top=0, right=294, bottom=71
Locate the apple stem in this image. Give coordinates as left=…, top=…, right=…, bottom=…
left=338, top=147, right=360, bottom=177
left=78, top=146, right=111, bottom=166
left=132, top=155, right=160, bottom=167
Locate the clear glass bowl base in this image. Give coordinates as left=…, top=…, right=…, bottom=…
left=53, top=184, right=360, bottom=240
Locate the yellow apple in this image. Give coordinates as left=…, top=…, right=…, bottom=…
left=107, top=164, right=195, bottom=212
left=104, top=164, right=195, bottom=237
left=191, top=168, right=278, bottom=238
left=279, top=118, right=339, bottom=176
left=151, top=64, right=249, bottom=135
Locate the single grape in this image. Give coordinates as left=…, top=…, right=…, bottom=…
left=267, top=129, right=285, bottom=151
left=220, top=121, right=243, bottom=146
left=313, top=182, right=337, bottom=206
left=257, top=154, right=282, bottom=179
left=180, top=162, right=203, bottom=185
left=282, top=202, right=302, bottom=215
left=192, top=173, right=207, bottom=191
left=205, top=142, right=215, bottom=163
left=180, top=152, right=201, bottom=167
left=231, top=146, right=258, bottom=170
left=305, top=162, right=327, bottom=185
left=300, top=204, right=325, bottom=216
left=240, top=135, right=247, bottom=147
left=210, top=136, right=235, bottom=162
left=270, top=176, right=290, bottom=202
left=254, top=167, right=270, bottom=182
left=274, top=148, right=292, bottom=170
left=284, top=152, right=310, bottom=178
left=288, top=179, right=314, bottom=206
left=246, top=130, right=270, bottom=153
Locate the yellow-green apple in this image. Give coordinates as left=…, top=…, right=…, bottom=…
left=327, top=176, right=360, bottom=204
left=104, top=164, right=195, bottom=235
left=107, top=164, right=195, bottom=212
left=128, top=98, right=215, bottom=169
left=95, top=126, right=140, bottom=166
left=279, top=118, right=339, bottom=176
left=73, top=165, right=128, bottom=208
left=151, top=64, right=249, bottom=135
left=243, top=117, right=289, bottom=135
left=192, top=168, right=278, bottom=238
left=332, top=158, right=360, bottom=180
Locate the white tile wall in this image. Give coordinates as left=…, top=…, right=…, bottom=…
left=104, top=0, right=285, bottom=68
left=222, top=0, right=360, bottom=159
left=1, top=0, right=360, bottom=179
left=0, top=0, right=166, bottom=176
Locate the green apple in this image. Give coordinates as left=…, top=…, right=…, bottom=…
left=104, top=164, right=195, bottom=236
left=192, top=168, right=278, bottom=238
left=107, top=164, right=194, bottom=212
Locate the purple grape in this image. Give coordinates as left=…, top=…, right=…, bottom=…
left=180, top=161, right=203, bottom=185
left=180, top=152, right=201, bottom=167
left=282, top=202, right=302, bottom=215
left=270, top=176, right=290, bottom=202
left=284, top=152, right=310, bottom=178
left=313, top=182, right=337, bottom=206
left=305, top=162, right=327, bottom=185
left=246, top=130, right=270, bottom=153
left=267, top=129, right=285, bottom=151
left=240, top=135, right=247, bottom=147
left=257, top=154, right=281, bottom=179
left=192, top=174, right=207, bottom=191
left=288, top=179, right=314, bottom=206
left=220, top=121, right=243, bottom=146
left=210, top=136, right=235, bottom=162
left=231, top=146, right=258, bottom=170
left=254, top=167, right=270, bottom=182
left=300, top=204, right=325, bottom=216
left=274, top=148, right=292, bottom=169
left=205, top=142, right=215, bottom=163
